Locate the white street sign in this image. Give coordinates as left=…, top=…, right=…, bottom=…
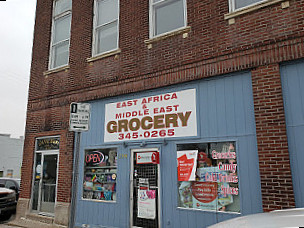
left=69, top=103, right=91, bottom=132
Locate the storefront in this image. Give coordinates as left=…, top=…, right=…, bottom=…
left=30, top=136, right=59, bottom=215
left=74, top=72, right=263, bottom=228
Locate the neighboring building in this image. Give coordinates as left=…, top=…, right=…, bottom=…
left=18, top=0, right=304, bottom=227
left=0, top=134, right=24, bottom=178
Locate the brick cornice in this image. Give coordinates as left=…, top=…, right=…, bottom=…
left=27, top=36, right=304, bottom=112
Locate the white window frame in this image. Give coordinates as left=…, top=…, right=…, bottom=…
left=49, top=0, right=72, bottom=70
left=228, top=0, right=268, bottom=12
left=92, top=0, right=120, bottom=57
left=149, top=0, right=187, bottom=38
left=30, top=136, right=60, bottom=215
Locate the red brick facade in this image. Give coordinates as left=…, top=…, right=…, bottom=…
left=21, top=0, right=304, bottom=213
left=252, top=64, right=295, bottom=211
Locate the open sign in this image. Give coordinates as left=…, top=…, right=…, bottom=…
left=85, top=151, right=104, bottom=166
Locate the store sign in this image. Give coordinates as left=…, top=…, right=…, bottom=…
left=104, top=89, right=197, bottom=142
left=37, top=137, right=60, bottom=151
left=137, top=189, right=156, bottom=219
left=136, top=152, right=159, bottom=164
left=177, top=150, right=198, bottom=181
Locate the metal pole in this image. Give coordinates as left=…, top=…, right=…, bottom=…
left=69, top=132, right=81, bottom=228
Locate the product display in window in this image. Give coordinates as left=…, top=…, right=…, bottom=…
left=177, top=142, right=240, bottom=212
left=83, top=148, right=117, bottom=201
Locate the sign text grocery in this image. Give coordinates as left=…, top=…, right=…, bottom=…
left=104, top=89, right=197, bottom=142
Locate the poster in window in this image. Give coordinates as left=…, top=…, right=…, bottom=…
left=191, top=182, right=218, bottom=210
left=177, top=150, right=198, bottom=181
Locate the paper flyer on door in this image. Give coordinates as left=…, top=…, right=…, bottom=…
left=137, top=189, right=156, bottom=219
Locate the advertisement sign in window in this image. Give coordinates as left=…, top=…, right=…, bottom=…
left=177, top=142, right=240, bottom=213
left=104, top=89, right=197, bottom=142
left=177, top=150, right=198, bottom=181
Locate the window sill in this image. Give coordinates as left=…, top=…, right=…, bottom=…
left=43, top=65, right=70, bottom=76
left=87, top=49, right=121, bottom=63
left=144, top=26, right=191, bottom=46
left=224, top=0, right=286, bottom=20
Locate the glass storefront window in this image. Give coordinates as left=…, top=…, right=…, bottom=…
left=177, top=142, right=240, bottom=213
left=83, top=148, right=117, bottom=201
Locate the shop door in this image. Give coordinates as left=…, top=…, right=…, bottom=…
left=32, top=153, right=58, bottom=214
left=131, top=149, right=160, bottom=228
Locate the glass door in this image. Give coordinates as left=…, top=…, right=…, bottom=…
left=131, top=149, right=160, bottom=228
left=32, top=153, right=58, bottom=214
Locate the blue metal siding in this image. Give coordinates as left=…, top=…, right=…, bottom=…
left=74, top=72, right=262, bottom=228
left=281, top=60, right=304, bottom=207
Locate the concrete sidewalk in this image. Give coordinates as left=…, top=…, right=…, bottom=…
left=7, top=217, right=55, bottom=228
left=0, top=216, right=67, bottom=228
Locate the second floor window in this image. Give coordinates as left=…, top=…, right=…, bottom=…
left=93, top=0, right=119, bottom=56
left=230, top=0, right=267, bottom=11
left=49, top=0, right=72, bottom=70
left=150, top=0, right=187, bottom=37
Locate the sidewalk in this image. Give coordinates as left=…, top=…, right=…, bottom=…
left=0, top=215, right=66, bottom=228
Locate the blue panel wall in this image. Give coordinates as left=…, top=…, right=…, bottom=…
left=74, top=72, right=262, bottom=228
left=281, top=60, right=304, bottom=208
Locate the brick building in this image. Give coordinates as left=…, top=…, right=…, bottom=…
left=18, top=0, right=304, bottom=227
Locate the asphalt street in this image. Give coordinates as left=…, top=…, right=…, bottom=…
left=0, top=214, right=17, bottom=227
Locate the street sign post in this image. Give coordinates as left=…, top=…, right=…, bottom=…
left=69, top=102, right=90, bottom=228
left=69, top=102, right=91, bottom=132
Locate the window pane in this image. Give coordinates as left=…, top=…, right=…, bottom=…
left=83, top=148, right=117, bottom=201
left=177, top=142, right=240, bottom=213
left=54, top=0, right=72, bottom=16
left=154, top=0, right=185, bottom=36
left=96, top=21, right=118, bottom=54
left=235, top=0, right=263, bottom=9
left=54, top=15, right=71, bottom=43
left=97, top=0, right=118, bottom=26
left=32, top=153, right=41, bottom=211
left=53, top=41, right=69, bottom=68
left=5, top=181, right=16, bottom=189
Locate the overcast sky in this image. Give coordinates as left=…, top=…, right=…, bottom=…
left=0, top=0, right=36, bottom=138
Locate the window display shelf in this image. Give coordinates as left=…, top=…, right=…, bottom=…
left=85, top=172, right=116, bottom=175
left=85, top=181, right=116, bottom=184
left=84, top=189, right=116, bottom=193
left=86, top=166, right=117, bottom=169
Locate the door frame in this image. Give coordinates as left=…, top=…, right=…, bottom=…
left=130, top=147, right=162, bottom=228
left=30, top=150, right=59, bottom=216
